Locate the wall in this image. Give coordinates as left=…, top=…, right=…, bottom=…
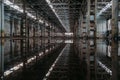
left=97, top=17, right=107, bottom=38
left=4, top=14, right=11, bottom=36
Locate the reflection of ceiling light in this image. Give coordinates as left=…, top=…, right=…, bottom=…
left=98, top=60, right=112, bottom=75
left=43, top=45, right=67, bottom=80
left=4, top=63, right=23, bottom=76
left=97, top=1, right=112, bottom=16
left=3, top=46, right=55, bottom=77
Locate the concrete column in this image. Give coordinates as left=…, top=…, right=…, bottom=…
left=0, top=41, right=4, bottom=79
left=21, top=0, right=27, bottom=37
left=111, top=0, right=119, bottom=38
left=95, top=0, right=97, bottom=38
left=0, top=0, right=4, bottom=79
left=0, top=0, right=4, bottom=37
left=86, top=0, right=90, bottom=79
left=27, top=20, right=29, bottom=38
left=87, top=0, right=90, bottom=38
left=94, top=0, right=97, bottom=79
left=111, top=0, right=119, bottom=80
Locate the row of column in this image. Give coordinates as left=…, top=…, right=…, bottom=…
left=0, top=0, right=61, bottom=38
left=0, top=0, right=64, bottom=79
left=76, top=0, right=119, bottom=80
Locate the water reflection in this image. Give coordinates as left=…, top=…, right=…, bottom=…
left=0, top=38, right=120, bottom=80
left=76, top=39, right=120, bottom=80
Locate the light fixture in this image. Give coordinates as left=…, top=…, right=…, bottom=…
left=97, top=1, right=112, bottom=16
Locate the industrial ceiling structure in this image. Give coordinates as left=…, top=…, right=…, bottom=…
left=4, top=0, right=82, bottom=32
left=47, top=0, right=70, bottom=32
left=46, top=0, right=82, bottom=32
left=4, top=0, right=118, bottom=32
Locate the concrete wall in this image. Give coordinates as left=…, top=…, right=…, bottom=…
left=97, top=41, right=107, bottom=58
left=4, top=14, right=11, bottom=36
left=97, top=17, right=107, bottom=37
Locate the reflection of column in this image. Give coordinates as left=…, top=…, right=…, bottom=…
left=0, top=40, right=4, bottom=79
left=20, top=39, right=27, bottom=72
left=33, top=26, right=35, bottom=37
left=48, top=24, right=50, bottom=52
left=111, top=0, right=119, bottom=80
left=41, top=23, right=43, bottom=53
left=78, top=18, right=80, bottom=38
left=33, top=38, right=35, bottom=54
left=48, top=25, right=50, bottom=43
left=26, top=38, right=29, bottom=56
left=87, top=40, right=90, bottom=80
left=88, top=39, right=97, bottom=80
left=0, top=0, right=4, bottom=37
left=43, top=21, right=46, bottom=54
left=53, top=25, right=55, bottom=46
left=10, top=39, right=13, bottom=59
left=86, top=0, right=91, bottom=78
left=111, top=42, right=118, bottom=80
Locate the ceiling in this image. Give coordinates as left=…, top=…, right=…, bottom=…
left=5, top=0, right=119, bottom=32
left=28, top=0, right=111, bottom=32
left=47, top=0, right=82, bottom=32
left=48, top=0, right=70, bottom=32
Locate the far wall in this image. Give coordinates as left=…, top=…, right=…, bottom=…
left=97, top=17, right=107, bottom=37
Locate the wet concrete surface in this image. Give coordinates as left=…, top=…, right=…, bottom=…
left=0, top=38, right=120, bottom=80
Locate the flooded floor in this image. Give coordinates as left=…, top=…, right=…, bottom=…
left=0, top=38, right=120, bottom=80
